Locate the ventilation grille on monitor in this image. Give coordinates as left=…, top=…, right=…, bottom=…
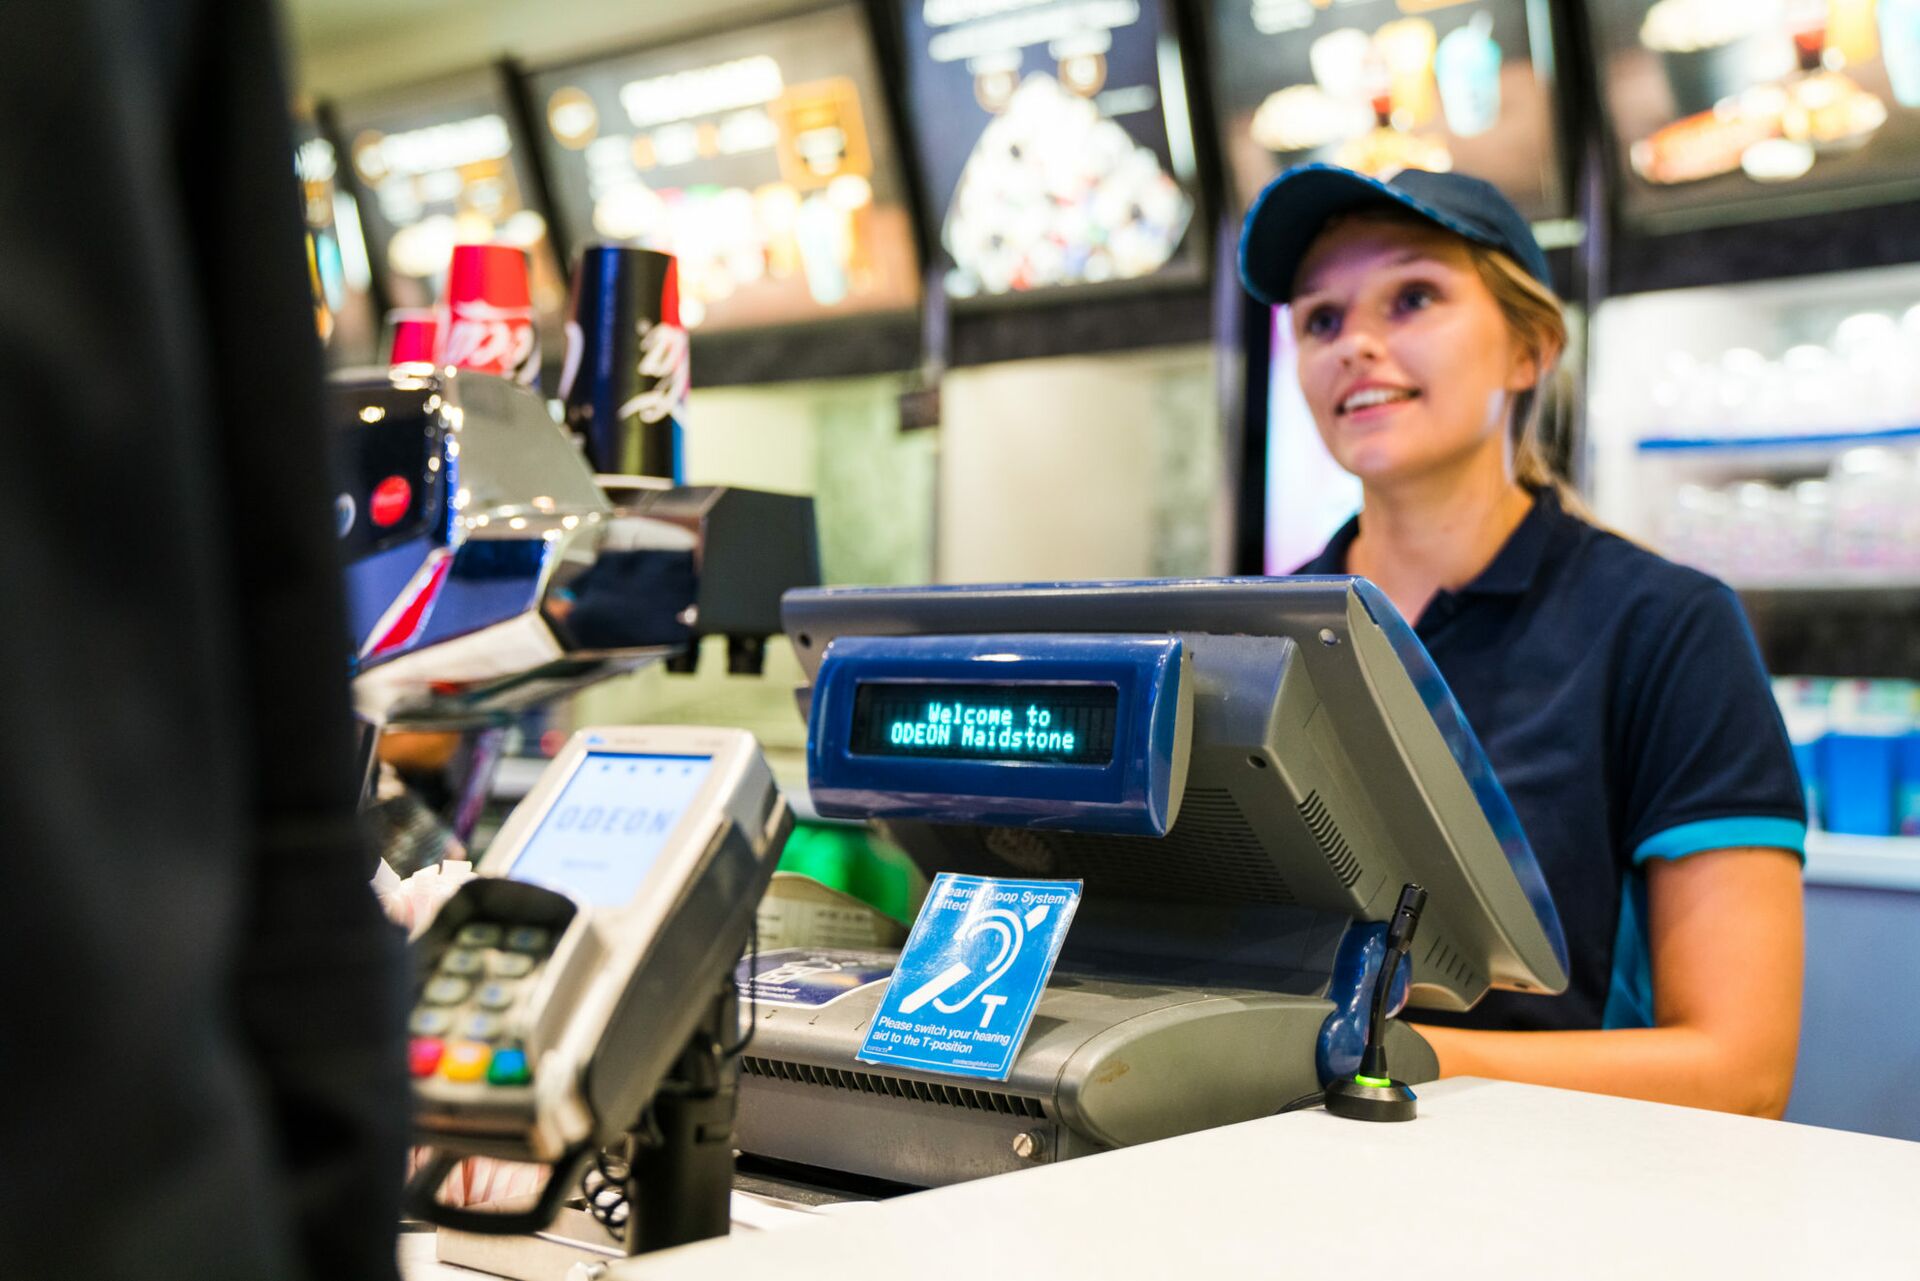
left=1424, top=934, right=1481, bottom=992
left=1297, top=789, right=1362, bottom=889
left=956, top=786, right=1298, bottom=905
left=741, top=1056, right=1047, bottom=1117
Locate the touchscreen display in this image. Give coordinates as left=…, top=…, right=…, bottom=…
left=509, top=752, right=713, bottom=906
left=850, top=682, right=1117, bottom=764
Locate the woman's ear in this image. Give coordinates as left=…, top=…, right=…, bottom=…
left=1505, top=332, right=1561, bottom=392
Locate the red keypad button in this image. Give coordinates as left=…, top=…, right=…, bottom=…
left=409, top=1038, right=444, bottom=1079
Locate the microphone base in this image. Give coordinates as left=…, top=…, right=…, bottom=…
left=1323, top=1074, right=1419, bottom=1123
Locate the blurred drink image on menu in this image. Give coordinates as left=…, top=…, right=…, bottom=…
left=528, top=6, right=920, bottom=332
left=898, top=0, right=1203, bottom=298
left=1589, top=0, right=1920, bottom=227
left=333, top=71, right=568, bottom=375
left=1209, top=0, right=1567, bottom=218
left=292, top=107, right=379, bottom=365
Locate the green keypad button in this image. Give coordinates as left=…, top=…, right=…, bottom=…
left=439, top=948, right=484, bottom=977
left=487, top=1047, right=531, bottom=1086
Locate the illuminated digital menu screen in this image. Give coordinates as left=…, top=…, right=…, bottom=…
left=527, top=5, right=920, bottom=332
left=292, top=111, right=380, bottom=366
left=1210, top=0, right=1566, bottom=220
left=331, top=71, right=567, bottom=347
left=850, top=682, right=1118, bottom=764
left=1589, top=0, right=1920, bottom=229
left=899, top=0, right=1204, bottom=300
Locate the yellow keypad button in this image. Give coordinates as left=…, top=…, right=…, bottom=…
left=440, top=1041, right=493, bottom=1083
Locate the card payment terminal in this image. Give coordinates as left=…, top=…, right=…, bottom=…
left=402, top=725, right=789, bottom=1243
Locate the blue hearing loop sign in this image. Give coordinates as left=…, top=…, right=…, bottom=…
left=858, top=872, right=1082, bottom=1081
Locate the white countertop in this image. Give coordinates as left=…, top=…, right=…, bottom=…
left=590, top=1079, right=1920, bottom=1281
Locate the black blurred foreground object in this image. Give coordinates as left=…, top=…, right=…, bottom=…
left=0, top=2, right=406, bottom=1278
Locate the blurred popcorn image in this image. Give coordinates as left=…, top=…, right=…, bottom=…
left=942, top=73, right=1192, bottom=296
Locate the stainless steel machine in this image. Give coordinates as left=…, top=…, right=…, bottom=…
left=330, top=365, right=819, bottom=730
left=735, top=578, right=1570, bottom=1188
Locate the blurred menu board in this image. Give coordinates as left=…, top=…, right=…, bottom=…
left=527, top=5, right=920, bottom=332
left=1591, top=0, right=1920, bottom=229
left=899, top=0, right=1204, bottom=300
left=1211, top=0, right=1567, bottom=220
left=331, top=69, right=567, bottom=351
left=292, top=110, right=380, bottom=366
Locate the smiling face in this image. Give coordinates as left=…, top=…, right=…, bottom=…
left=1290, top=214, right=1542, bottom=489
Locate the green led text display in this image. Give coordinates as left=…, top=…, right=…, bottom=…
left=850, top=681, right=1118, bottom=765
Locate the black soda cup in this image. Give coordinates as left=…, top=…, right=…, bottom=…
left=558, top=245, right=689, bottom=480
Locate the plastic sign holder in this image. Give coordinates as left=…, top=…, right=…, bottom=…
left=858, top=873, right=1082, bottom=1081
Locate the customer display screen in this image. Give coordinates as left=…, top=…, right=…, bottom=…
left=1588, top=0, right=1920, bottom=229
left=850, top=682, right=1118, bottom=764
left=527, top=4, right=920, bottom=332
left=1209, top=0, right=1567, bottom=219
left=898, top=0, right=1204, bottom=300
left=510, top=753, right=713, bottom=906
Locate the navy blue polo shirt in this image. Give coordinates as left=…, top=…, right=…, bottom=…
left=1297, top=489, right=1805, bottom=1032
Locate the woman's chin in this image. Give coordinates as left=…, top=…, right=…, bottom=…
left=1337, top=446, right=1416, bottom=482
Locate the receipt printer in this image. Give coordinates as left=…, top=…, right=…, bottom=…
left=735, top=578, right=1568, bottom=1187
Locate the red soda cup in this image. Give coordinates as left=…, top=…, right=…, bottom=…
left=441, top=244, right=540, bottom=386
left=383, top=308, right=440, bottom=365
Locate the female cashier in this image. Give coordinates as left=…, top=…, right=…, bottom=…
left=1239, top=165, right=1806, bottom=1118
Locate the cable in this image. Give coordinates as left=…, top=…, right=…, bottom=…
left=1274, top=1090, right=1326, bottom=1116
left=581, top=1146, right=631, bottom=1240
left=717, top=913, right=759, bottom=1060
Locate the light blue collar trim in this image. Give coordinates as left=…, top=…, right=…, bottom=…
left=1633, top=817, right=1808, bottom=865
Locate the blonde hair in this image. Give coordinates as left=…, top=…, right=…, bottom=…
left=1461, top=243, right=1588, bottom=518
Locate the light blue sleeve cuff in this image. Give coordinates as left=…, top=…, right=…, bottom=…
left=1632, top=817, right=1807, bottom=866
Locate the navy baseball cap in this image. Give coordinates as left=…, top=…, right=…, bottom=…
left=1238, top=163, right=1552, bottom=306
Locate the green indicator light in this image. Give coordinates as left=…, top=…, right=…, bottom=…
left=1354, top=1074, right=1394, bottom=1089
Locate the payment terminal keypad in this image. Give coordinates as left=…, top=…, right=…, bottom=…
left=410, top=917, right=561, bottom=1089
